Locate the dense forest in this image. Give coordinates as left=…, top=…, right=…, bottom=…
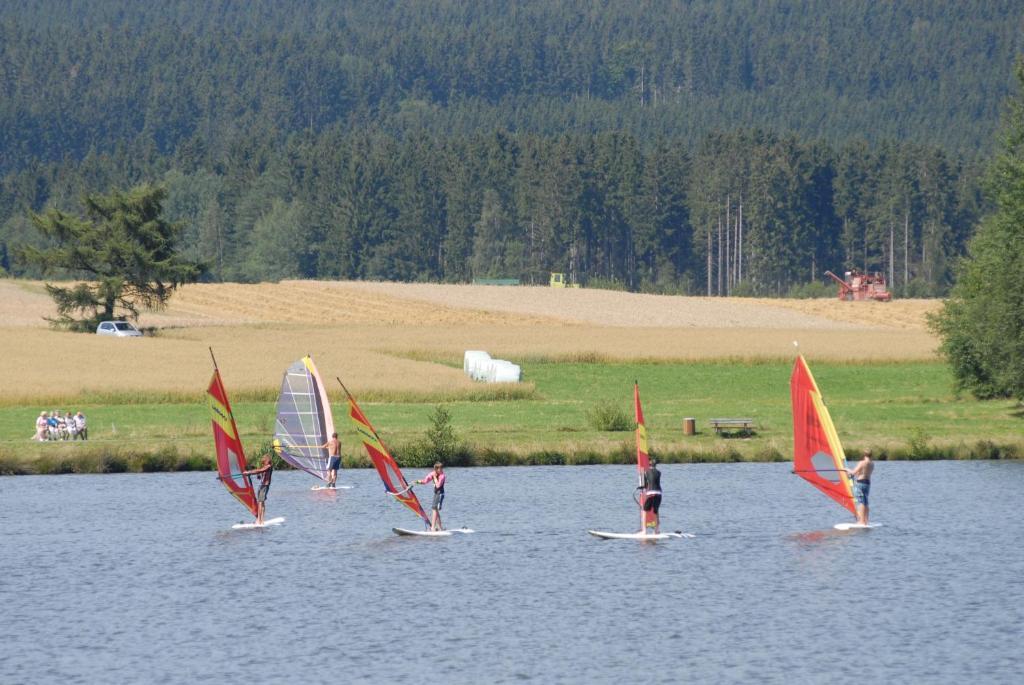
left=1, top=1, right=1020, bottom=294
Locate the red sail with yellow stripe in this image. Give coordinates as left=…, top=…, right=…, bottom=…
left=635, top=382, right=658, bottom=533
left=790, top=355, right=856, bottom=514
left=344, top=385, right=430, bottom=526
left=208, top=366, right=259, bottom=517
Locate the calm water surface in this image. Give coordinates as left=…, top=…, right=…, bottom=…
left=2, top=462, right=1022, bottom=684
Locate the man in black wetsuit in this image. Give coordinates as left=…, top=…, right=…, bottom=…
left=640, top=457, right=663, bottom=534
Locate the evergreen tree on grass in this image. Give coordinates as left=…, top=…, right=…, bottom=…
left=931, top=62, right=1024, bottom=400
left=18, top=184, right=204, bottom=331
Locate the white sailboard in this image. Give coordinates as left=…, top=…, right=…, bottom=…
left=834, top=522, right=882, bottom=531
left=588, top=530, right=691, bottom=541
left=232, top=516, right=286, bottom=530
left=393, top=527, right=474, bottom=537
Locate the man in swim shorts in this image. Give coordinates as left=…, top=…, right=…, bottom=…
left=639, top=457, right=663, bottom=534
left=415, top=462, right=446, bottom=531
left=322, top=432, right=341, bottom=487
left=847, top=448, right=874, bottom=525
left=242, top=454, right=274, bottom=525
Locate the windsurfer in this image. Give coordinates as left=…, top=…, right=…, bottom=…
left=321, top=432, right=341, bottom=487
left=639, top=457, right=663, bottom=533
left=415, top=462, right=446, bottom=531
left=242, top=454, right=274, bottom=525
left=846, top=449, right=874, bottom=524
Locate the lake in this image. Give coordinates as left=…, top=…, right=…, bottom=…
left=1, top=462, right=1022, bottom=683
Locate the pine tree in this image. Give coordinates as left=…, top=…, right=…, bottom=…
left=18, top=184, right=204, bottom=331
left=930, top=61, right=1024, bottom=399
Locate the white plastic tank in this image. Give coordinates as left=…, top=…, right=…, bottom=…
left=463, top=351, right=491, bottom=379
left=489, top=361, right=522, bottom=383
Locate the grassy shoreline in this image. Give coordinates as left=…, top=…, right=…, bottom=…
left=1, top=438, right=1020, bottom=476
left=4, top=360, right=1022, bottom=475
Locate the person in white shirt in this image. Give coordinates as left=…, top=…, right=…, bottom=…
left=75, top=411, right=88, bottom=440
left=34, top=412, right=48, bottom=441
left=64, top=411, right=78, bottom=439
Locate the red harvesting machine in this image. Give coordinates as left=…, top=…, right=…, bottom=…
left=824, top=270, right=892, bottom=302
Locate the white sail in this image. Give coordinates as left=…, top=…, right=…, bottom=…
left=274, top=356, right=335, bottom=480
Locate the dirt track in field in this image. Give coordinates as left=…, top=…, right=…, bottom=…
left=0, top=279, right=940, bottom=331
left=336, top=281, right=940, bottom=330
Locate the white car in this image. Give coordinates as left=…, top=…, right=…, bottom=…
left=96, top=321, right=143, bottom=337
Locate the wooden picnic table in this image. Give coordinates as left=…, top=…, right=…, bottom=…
left=709, top=418, right=755, bottom=435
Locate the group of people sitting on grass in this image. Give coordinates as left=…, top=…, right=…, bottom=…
left=34, top=411, right=87, bottom=441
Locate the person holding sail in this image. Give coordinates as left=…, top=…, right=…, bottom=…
left=638, top=456, right=663, bottom=534
left=241, top=454, right=274, bottom=525
left=414, top=462, right=446, bottom=531
left=846, top=449, right=874, bottom=525
left=320, top=432, right=341, bottom=488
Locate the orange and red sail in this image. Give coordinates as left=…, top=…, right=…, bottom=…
left=208, top=367, right=259, bottom=517
left=345, top=388, right=430, bottom=526
left=790, top=355, right=856, bottom=514
left=635, top=382, right=658, bottom=533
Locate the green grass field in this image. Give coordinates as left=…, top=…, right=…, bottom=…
left=2, top=360, right=1021, bottom=473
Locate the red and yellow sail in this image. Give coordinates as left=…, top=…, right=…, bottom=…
left=635, top=382, right=658, bottom=533
left=790, top=355, right=855, bottom=514
left=346, top=391, right=430, bottom=526
left=208, top=367, right=259, bottom=517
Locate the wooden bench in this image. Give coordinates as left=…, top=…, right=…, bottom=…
left=709, top=418, right=755, bottom=435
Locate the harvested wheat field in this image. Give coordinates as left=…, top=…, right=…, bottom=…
left=0, top=279, right=941, bottom=401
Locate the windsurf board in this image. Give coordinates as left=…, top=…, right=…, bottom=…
left=834, top=522, right=882, bottom=531
left=232, top=516, right=286, bottom=529
left=588, top=530, right=692, bottom=540
left=392, top=527, right=474, bottom=537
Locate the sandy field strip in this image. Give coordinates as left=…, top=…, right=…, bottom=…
left=0, top=322, right=937, bottom=403
left=0, top=325, right=475, bottom=402
left=0, top=280, right=940, bottom=330
left=0, top=279, right=940, bottom=401
left=337, top=281, right=940, bottom=330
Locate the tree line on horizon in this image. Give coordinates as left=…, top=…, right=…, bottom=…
left=0, top=0, right=1020, bottom=180
left=1, top=128, right=982, bottom=297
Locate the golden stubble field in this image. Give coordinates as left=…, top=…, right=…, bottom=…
left=0, top=280, right=942, bottom=401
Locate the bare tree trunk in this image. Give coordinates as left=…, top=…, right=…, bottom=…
left=725, top=195, right=731, bottom=294
left=903, top=211, right=909, bottom=289
left=889, top=223, right=894, bottom=286
left=922, top=224, right=927, bottom=284
left=863, top=223, right=868, bottom=272
left=843, top=216, right=848, bottom=265
left=706, top=225, right=712, bottom=296
left=717, top=212, right=723, bottom=296
left=738, top=197, right=743, bottom=284
left=734, top=214, right=739, bottom=291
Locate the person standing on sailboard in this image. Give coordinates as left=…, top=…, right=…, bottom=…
left=321, top=432, right=341, bottom=488
left=846, top=449, right=874, bottom=525
left=242, top=454, right=273, bottom=525
left=415, top=462, right=446, bottom=531
left=639, top=457, right=663, bottom=533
